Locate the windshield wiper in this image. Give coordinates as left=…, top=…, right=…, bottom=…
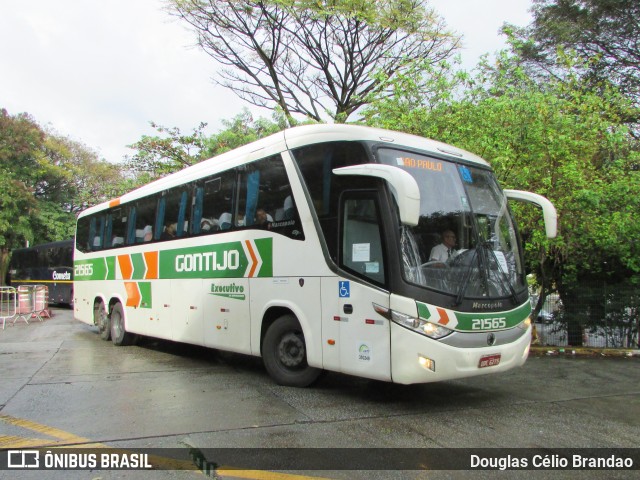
left=483, top=242, right=520, bottom=305
left=454, top=242, right=519, bottom=306
left=454, top=246, right=479, bottom=306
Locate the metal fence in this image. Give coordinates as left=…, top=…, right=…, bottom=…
left=0, top=285, right=50, bottom=329
left=531, top=285, right=639, bottom=349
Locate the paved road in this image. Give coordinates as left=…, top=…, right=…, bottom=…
left=1, top=308, right=638, bottom=479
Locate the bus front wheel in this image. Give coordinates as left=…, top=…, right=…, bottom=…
left=94, top=300, right=110, bottom=341
left=110, top=303, right=135, bottom=346
left=262, top=315, right=321, bottom=387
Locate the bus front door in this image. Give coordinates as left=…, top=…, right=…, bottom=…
left=321, top=192, right=392, bottom=381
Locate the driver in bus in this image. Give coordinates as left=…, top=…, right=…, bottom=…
left=429, top=230, right=458, bottom=263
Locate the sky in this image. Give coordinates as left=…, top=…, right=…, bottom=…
left=0, top=0, right=534, bottom=164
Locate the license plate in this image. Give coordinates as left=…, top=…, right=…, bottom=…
left=478, top=354, right=501, bottom=368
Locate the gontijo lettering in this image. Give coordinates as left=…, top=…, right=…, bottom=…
left=175, top=250, right=240, bottom=272
left=158, top=238, right=273, bottom=280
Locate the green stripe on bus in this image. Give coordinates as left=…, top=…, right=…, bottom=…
left=158, top=238, right=273, bottom=279
left=74, top=239, right=273, bottom=281
left=139, top=282, right=152, bottom=308
left=74, top=257, right=112, bottom=281
left=106, top=256, right=116, bottom=280
left=453, top=301, right=531, bottom=331
left=131, top=253, right=146, bottom=280
left=416, top=300, right=531, bottom=331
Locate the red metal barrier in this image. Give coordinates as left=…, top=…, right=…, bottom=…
left=14, top=285, right=49, bottom=324
left=1, top=286, right=17, bottom=330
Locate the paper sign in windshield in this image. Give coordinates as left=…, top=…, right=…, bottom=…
left=352, top=243, right=371, bottom=262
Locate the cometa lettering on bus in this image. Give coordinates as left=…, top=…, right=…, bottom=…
left=52, top=271, right=72, bottom=280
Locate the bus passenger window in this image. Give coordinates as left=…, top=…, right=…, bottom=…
left=291, top=141, right=372, bottom=257
left=159, top=189, right=190, bottom=240
left=107, top=208, right=127, bottom=248
left=237, top=155, right=304, bottom=240
left=201, top=172, right=234, bottom=233
left=92, top=216, right=105, bottom=251
left=76, top=217, right=91, bottom=253
left=134, top=196, right=157, bottom=243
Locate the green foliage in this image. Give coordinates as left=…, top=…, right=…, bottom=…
left=0, top=168, right=36, bottom=249
left=0, top=109, right=44, bottom=252
left=125, top=121, right=209, bottom=179
left=0, top=108, right=131, bottom=284
left=203, top=109, right=289, bottom=157
left=507, top=0, right=640, bottom=110
left=275, top=0, right=441, bottom=32
left=126, top=109, right=292, bottom=179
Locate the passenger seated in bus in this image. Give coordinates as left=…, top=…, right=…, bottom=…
left=200, top=218, right=217, bottom=232
left=255, top=208, right=273, bottom=226
left=161, top=222, right=177, bottom=240
left=218, top=213, right=232, bottom=230
left=429, top=230, right=458, bottom=263
left=111, top=236, right=125, bottom=247
left=142, top=225, right=153, bottom=242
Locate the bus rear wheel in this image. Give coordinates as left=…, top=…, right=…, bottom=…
left=110, top=302, right=134, bottom=346
left=94, top=300, right=110, bottom=341
left=262, top=315, right=321, bottom=387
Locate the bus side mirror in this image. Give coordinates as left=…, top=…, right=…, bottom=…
left=504, top=189, right=558, bottom=238
left=333, top=164, right=420, bottom=226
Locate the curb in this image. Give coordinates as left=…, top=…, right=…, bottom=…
left=530, top=346, right=640, bottom=358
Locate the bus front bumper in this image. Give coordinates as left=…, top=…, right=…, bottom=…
left=390, top=323, right=531, bottom=384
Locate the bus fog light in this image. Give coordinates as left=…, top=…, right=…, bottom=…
left=418, top=355, right=435, bottom=372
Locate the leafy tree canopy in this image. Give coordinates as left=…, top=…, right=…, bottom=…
left=0, top=108, right=130, bottom=284
left=125, top=110, right=289, bottom=180
left=506, top=0, right=640, bottom=115
left=170, top=0, right=459, bottom=124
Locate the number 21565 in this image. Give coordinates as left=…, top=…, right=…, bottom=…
left=471, top=317, right=506, bottom=330
left=75, top=264, right=94, bottom=276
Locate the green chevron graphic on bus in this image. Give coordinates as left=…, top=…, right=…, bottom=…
left=74, top=256, right=116, bottom=281
left=130, top=253, right=147, bottom=280
left=158, top=238, right=272, bottom=279
left=416, top=301, right=531, bottom=332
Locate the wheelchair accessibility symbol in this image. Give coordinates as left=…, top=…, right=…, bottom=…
left=339, top=281, right=350, bottom=298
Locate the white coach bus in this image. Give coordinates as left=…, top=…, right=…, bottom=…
left=74, top=124, right=557, bottom=387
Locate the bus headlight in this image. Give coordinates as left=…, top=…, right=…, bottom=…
left=516, top=317, right=531, bottom=330
left=391, top=310, right=453, bottom=339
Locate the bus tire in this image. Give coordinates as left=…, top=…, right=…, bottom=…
left=95, top=300, right=110, bottom=341
left=262, top=314, right=321, bottom=387
left=110, top=302, right=134, bottom=346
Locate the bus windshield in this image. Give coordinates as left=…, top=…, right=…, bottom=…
left=377, top=148, right=526, bottom=302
